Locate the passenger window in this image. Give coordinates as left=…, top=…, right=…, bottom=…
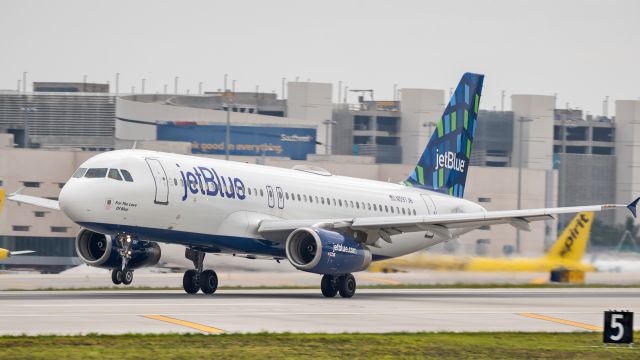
left=72, top=168, right=87, bottom=178
left=391, top=207, right=394, bottom=214
left=303, top=195, right=308, bottom=202
left=356, top=202, right=360, bottom=209
left=385, top=205, right=389, bottom=212
left=339, top=199, right=342, bottom=207
left=402, top=208, right=406, bottom=215
left=260, top=189, right=264, bottom=197
left=85, top=168, right=108, bottom=178
left=297, top=194, right=301, bottom=201
left=350, top=201, right=354, bottom=208
left=120, top=170, right=134, bottom=182
left=248, top=188, right=252, bottom=196
left=368, top=203, right=371, bottom=210
left=321, top=197, right=325, bottom=205
left=108, top=169, right=123, bottom=181
left=396, top=207, right=400, bottom=214
left=309, top=196, right=313, bottom=203
left=285, top=192, right=288, bottom=200
left=174, top=178, right=178, bottom=186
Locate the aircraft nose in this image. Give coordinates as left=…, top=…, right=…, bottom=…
left=58, top=181, right=83, bottom=221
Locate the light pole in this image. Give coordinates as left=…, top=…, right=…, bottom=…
left=322, top=119, right=336, bottom=155
left=20, top=106, right=37, bottom=148
left=225, top=92, right=233, bottom=160
left=516, top=116, right=533, bottom=253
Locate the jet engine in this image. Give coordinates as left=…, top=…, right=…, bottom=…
left=285, top=227, right=372, bottom=275
left=75, top=229, right=161, bottom=269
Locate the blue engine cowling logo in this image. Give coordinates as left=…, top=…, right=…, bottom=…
left=285, top=227, right=372, bottom=275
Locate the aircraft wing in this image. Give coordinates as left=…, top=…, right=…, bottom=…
left=258, top=199, right=639, bottom=243
left=4, top=189, right=60, bottom=211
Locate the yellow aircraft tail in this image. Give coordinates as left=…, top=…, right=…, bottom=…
left=545, top=212, right=593, bottom=263
left=0, top=188, right=5, bottom=214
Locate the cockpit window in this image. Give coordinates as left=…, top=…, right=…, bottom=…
left=84, top=168, right=108, bottom=178
left=120, top=169, right=134, bottom=182
left=72, top=168, right=87, bottom=178
left=108, top=169, right=123, bottom=181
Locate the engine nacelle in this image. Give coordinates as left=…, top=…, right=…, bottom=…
left=75, top=229, right=161, bottom=269
left=285, top=227, right=372, bottom=275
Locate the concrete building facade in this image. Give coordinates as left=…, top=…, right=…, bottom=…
left=615, top=100, right=640, bottom=223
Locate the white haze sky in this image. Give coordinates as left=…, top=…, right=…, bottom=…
left=1, top=0, right=638, bottom=115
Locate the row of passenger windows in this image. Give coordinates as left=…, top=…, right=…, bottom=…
left=73, top=168, right=134, bottom=182
left=243, top=187, right=417, bottom=216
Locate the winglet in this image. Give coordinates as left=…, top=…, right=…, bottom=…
left=627, top=197, right=640, bottom=218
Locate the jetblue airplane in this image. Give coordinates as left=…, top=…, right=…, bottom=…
left=8, top=73, right=638, bottom=298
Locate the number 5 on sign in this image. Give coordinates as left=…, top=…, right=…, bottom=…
left=604, top=311, right=634, bottom=344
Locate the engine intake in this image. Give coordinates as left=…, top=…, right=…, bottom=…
left=285, top=227, right=371, bottom=275
left=75, top=229, right=161, bottom=269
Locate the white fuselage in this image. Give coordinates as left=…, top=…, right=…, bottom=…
left=59, top=150, right=486, bottom=261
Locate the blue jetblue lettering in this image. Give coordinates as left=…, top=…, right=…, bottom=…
left=179, top=165, right=246, bottom=202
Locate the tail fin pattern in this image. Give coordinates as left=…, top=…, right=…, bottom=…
left=404, top=73, right=484, bottom=198
left=546, top=212, right=594, bottom=262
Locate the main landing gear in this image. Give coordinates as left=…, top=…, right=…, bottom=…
left=182, top=248, right=218, bottom=295
left=111, top=234, right=134, bottom=286
left=321, top=273, right=356, bottom=298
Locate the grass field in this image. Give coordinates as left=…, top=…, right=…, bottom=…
left=0, top=332, right=637, bottom=360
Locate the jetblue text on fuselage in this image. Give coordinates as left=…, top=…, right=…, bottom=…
left=179, top=166, right=246, bottom=201
left=435, top=150, right=466, bottom=172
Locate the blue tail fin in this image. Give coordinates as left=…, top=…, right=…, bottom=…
left=404, top=72, right=484, bottom=198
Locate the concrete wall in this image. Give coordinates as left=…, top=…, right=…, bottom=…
left=286, top=82, right=333, bottom=154
left=615, top=100, right=640, bottom=223
left=0, top=149, right=98, bottom=238
left=557, top=153, right=616, bottom=225
left=399, top=89, right=444, bottom=165
left=511, top=95, right=555, bottom=170
left=459, top=166, right=557, bottom=256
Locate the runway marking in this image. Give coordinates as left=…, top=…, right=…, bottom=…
left=357, top=275, right=402, bottom=285
left=143, top=315, right=225, bottom=334
left=518, top=313, right=602, bottom=331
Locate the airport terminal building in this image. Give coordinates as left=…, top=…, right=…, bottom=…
left=0, top=79, right=639, bottom=270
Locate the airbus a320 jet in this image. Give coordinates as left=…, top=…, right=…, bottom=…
left=8, top=73, right=638, bottom=298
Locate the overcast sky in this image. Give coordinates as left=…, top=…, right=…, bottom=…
left=1, top=0, right=638, bottom=115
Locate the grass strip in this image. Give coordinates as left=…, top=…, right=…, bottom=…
left=0, top=332, right=637, bottom=360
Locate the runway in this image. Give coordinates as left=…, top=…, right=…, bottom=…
left=0, top=288, right=638, bottom=335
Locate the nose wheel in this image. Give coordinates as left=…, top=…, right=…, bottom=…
left=321, top=273, right=356, bottom=298
left=183, top=248, right=218, bottom=295
left=112, top=233, right=135, bottom=286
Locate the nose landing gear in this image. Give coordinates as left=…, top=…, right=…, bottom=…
left=183, top=248, right=218, bottom=295
left=111, top=234, right=135, bottom=286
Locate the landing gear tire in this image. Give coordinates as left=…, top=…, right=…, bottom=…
left=122, top=269, right=134, bottom=285
left=321, top=274, right=338, bottom=298
left=183, top=269, right=200, bottom=294
left=111, top=269, right=123, bottom=285
left=338, top=274, right=356, bottom=298
left=200, top=270, right=218, bottom=294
